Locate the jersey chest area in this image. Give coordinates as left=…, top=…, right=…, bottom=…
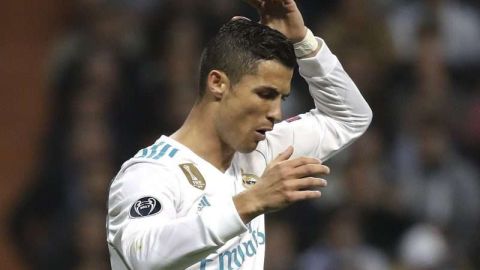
left=174, top=151, right=267, bottom=217
left=173, top=154, right=268, bottom=270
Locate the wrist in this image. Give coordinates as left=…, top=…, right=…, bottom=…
left=290, top=26, right=308, bottom=43
left=293, top=28, right=319, bottom=58
left=233, top=191, right=263, bottom=224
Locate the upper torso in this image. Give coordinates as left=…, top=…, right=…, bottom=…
left=106, top=40, right=372, bottom=270
left=108, top=136, right=271, bottom=269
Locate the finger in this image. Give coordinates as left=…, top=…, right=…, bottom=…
left=285, top=177, right=327, bottom=190
left=283, top=156, right=321, bottom=168
left=273, top=146, right=294, bottom=163
left=290, top=163, right=330, bottom=178
left=288, top=190, right=322, bottom=202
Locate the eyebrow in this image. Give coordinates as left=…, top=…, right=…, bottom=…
left=254, top=86, right=290, bottom=98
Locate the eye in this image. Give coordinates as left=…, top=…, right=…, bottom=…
left=256, top=89, right=279, bottom=100
left=254, top=86, right=289, bottom=101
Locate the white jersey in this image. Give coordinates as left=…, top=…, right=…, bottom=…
left=107, top=39, right=372, bottom=270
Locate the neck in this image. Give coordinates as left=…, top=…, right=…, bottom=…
left=171, top=99, right=235, bottom=172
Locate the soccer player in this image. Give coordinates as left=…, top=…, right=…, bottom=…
left=107, top=0, right=372, bottom=269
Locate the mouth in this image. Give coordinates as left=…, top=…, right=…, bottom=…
left=255, top=127, right=272, bottom=140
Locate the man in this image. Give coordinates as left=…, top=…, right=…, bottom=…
left=107, top=0, right=372, bottom=269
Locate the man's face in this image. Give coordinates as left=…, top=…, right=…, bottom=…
left=215, top=60, right=293, bottom=153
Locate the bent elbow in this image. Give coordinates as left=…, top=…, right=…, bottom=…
left=362, top=105, right=373, bottom=133
left=348, top=104, right=373, bottom=139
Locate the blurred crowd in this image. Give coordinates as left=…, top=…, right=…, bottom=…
left=9, top=0, right=480, bottom=269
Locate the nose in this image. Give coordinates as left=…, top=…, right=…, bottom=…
left=267, top=99, right=282, bottom=123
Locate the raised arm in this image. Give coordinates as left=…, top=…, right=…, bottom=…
left=247, top=0, right=372, bottom=161
left=233, top=0, right=372, bottom=223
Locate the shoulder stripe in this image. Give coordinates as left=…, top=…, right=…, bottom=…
left=135, top=141, right=164, bottom=158
left=137, top=148, right=148, bottom=158
left=153, top=144, right=171, bottom=159
left=169, top=148, right=179, bottom=158
left=134, top=141, right=179, bottom=160
left=146, top=143, right=161, bottom=158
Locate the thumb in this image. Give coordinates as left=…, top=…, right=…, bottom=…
left=274, top=146, right=294, bottom=162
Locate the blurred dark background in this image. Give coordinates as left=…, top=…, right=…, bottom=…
left=1, top=0, right=479, bottom=269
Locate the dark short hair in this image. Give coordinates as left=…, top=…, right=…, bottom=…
left=198, top=19, right=296, bottom=96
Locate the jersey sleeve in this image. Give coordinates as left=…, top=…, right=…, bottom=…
left=261, top=38, right=373, bottom=162
left=107, top=162, right=247, bottom=270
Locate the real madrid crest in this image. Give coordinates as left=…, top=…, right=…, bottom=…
left=179, top=163, right=206, bottom=190
left=241, top=169, right=259, bottom=188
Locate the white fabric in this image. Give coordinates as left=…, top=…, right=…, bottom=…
left=107, top=38, right=372, bottom=270
left=293, top=28, right=318, bottom=58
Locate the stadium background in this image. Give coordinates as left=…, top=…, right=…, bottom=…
left=1, top=0, right=479, bottom=269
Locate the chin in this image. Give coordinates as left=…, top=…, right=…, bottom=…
left=236, top=142, right=259, bottom=153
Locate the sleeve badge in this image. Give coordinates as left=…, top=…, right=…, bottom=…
left=129, top=196, right=162, bottom=218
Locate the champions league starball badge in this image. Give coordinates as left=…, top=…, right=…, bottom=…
left=129, top=196, right=162, bottom=218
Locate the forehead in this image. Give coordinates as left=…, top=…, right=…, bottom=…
left=235, top=60, right=294, bottom=94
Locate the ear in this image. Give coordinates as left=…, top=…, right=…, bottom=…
left=206, top=70, right=230, bottom=100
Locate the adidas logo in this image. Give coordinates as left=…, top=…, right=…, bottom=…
left=197, top=195, right=211, bottom=212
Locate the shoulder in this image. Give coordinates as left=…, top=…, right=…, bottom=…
left=133, top=139, right=180, bottom=160
left=112, top=135, right=213, bottom=194
left=110, top=139, right=185, bottom=195
left=110, top=160, right=180, bottom=201
left=119, top=136, right=185, bottom=180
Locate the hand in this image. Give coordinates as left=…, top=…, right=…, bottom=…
left=234, top=146, right=329, bottom=223
left=244, top=0, right=307, bottom=42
